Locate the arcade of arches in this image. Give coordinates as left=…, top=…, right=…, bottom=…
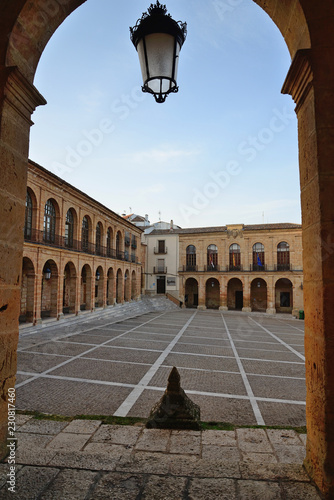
left=21, top=161, right=143, bottom=324
left=184, top=276, right=295, bottom=314
left=1, top=0, right=334, bottom=496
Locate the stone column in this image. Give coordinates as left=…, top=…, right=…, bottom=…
left=0, top=67, right=46, bottom=459
left=242, top=276, right=251, bottom=312
left=197, top=276, right=206, bottom=310
left=266, top=276, right=276, bottom=315
left=282, top=49, right=334, bottom=498
left=57, top=273, right=64, bottom=320
left=219, top=276, right=228, bottom=310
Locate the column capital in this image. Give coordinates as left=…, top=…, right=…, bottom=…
left=281, top=49, right=313, bottom=113
left=0, top=66, right=46, bottom=125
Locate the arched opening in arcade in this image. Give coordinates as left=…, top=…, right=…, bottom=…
left=275, top=278, right=293, bottom=313
left=107, top=267, right=114, bottom=306
left=116, top=269, right=123, bottom=304
left=124, top=270, right=131, bottom=302
left=63, top=261, right=77, bottom=314
left=185, top=278, right=198, bottom=308
left=227, top=278, right=243, bottom=311
left=250, top=278, right=267, bottom=312
left=80, top=264, right=92, bottom=311
left=20, top=257, right=35, bottom=323
left=95, top=266, right=104, bottom=308
left=131, top=271, right=137, bottom=300
left=206, top=278, right=220, bottom=310
left=41, top=260, right=58, bottom=318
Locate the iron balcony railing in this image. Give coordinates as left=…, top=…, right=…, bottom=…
left=24, top=229, right=139, bottom=263
left=204, top=264, right=220, bottom=272
left=154, top=247, right=168, bottom=254
left=250, top=264, right=267, bottom=272
left=179, top=265, right=198, bottom=272
left=275, top=263, right=291, bottom=271
left=153, top=266, right=167, bottom=274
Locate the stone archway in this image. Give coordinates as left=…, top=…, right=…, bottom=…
left=41, top=260, right=58, bottom=318
left=185, top=278, right=199, bottom=308
left=107, top=267, right=114, bottom=306
left=116, top=269, right=123, bottom=304
left=20, top=257, right=35, bottom=323
left=205, top=278, right=220, bottom=310
left=131, top=270, right=137, bottom=300
left=63, top=261, right=76, bottom=314
left=250, top=278, right=267, bottom=312
left=80, top=264, right=92, bottom=311
left=227, top=278, right=243, bottom=311
left=1, top=1, right=334, bottom=495
left=95, top=265, right=104, bottom=308
left=275, top=278, right=293, bottom=313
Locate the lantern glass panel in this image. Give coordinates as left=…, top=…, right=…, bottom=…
left=138, top=33, right=179, bottom=93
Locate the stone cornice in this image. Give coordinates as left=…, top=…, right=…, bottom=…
left=281, top=49, right=313, bottom=113
left=1, top=66, right=46, bottom=125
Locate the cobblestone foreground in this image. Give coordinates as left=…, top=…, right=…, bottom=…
left=0, top=414, right=322, bottom=499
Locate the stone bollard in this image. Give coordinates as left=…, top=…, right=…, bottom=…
left=146, top=367, right=201, bottom=430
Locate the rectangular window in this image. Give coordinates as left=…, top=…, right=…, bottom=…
left=158, top=240, right=166, bottom=253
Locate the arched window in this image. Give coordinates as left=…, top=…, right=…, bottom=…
left=229, top=244, right=241, bottom=271
left=186, top=245, right=196, bottom=271
left=43, top=199, right=56, bottom=244
left=65, top=209, right=74, bottom=248
left=277, top=241, right=290, bottom=270
left=107, top=228, right=112, bottom=258
left=253, top=242, right=265, bottom=270
left=24, top=191, right=33, bottom=240
left=207, top=244, right=218, bottom=270
left=96, top=223, right=102, bottom=255
left=82, top=217, right=89, bottom=252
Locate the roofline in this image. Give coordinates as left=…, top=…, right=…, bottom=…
left=28, top=159, right=143, bottom=233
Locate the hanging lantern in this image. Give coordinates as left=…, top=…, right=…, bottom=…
left=96, top=270, right=100, bottom=281
left=130, top=1, right=187, bottom=103
left=44, top=268, right=51, bottom=280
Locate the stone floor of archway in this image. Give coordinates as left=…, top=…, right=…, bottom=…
left=0, top=414, right=322, bottom=499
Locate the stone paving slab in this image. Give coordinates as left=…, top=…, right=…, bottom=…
left=1, top=419, right=322, bottom=496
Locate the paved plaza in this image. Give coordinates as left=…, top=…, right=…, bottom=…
left=16, top=305, right=306, bottom=426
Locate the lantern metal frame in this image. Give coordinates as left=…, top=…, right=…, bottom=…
left=130, top=1, right=187, bottom=103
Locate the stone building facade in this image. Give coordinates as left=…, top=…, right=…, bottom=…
left=146, top=223, right=303, bottom=317
left=21, top=160, right=144, bottom=325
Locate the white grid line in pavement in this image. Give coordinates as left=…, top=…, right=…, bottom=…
left=249, top=317, right=305, bottom=362
left=17, top=355, right=305, bottom=380
left=221, top=314, right=265, bottom=426
left=16, top=371, right=306, bottom=406
left=15, top=312, right=167, bottom=389
left=113, top=310, right=198, bottom=417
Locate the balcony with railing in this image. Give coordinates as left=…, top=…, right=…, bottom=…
left=179, top=265, right=198, bottom=272
left=154, top=246, right=168, bottom=254
left=204, top=264, right=220, bottom=272
left=250, top=264, right=267, bottom=272
left=24, top=229, right=139, bottom=263
left=153, top=266, right=167, bottom=274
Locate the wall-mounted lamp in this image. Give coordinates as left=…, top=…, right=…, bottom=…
left=44, top=268, right=51, bottom=280
left=257, top=281, right=261, bottom=288
left=130, top=1, right=187, bottom=103
left=96, top=271, right=100, bottom=281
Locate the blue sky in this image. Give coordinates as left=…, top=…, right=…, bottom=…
left=29, top=0, right=301, bottom=228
